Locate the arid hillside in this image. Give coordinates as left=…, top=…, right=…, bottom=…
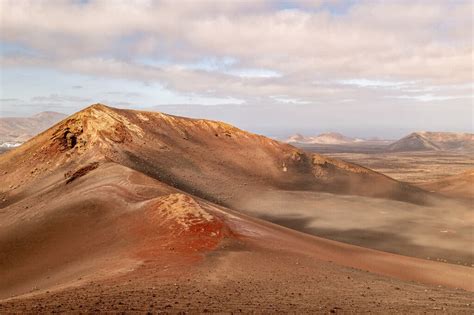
left=0, top=104, right=472, bottom=313
left=1, top=104, right=430, bottom=207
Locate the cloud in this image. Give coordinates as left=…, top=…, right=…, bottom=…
left=0, top=0, right=472, bottom=116
left=392, top=94, right=472, bottom=102
left=339, top=79, right=416, bottom=89
left=0, top=98, right=20, bottom=102
left=31, top=94, right=92, bottom=103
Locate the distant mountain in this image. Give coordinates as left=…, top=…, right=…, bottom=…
left=0, top=111, right=67, bottom=145
left=387, top=132, right=474, bottom=152
left=286, top=132, right=364, bottom=145
left=286, top=133, right=306, bottom=143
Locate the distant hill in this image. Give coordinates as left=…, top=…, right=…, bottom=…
left=286, top=132, right=364, bottom=145
left=0, top=111, right=66, bottom=146
left=387, top=132, right=474, bottom=152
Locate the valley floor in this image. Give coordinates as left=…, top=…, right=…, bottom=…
left=323, top=151, right=474, bottom=184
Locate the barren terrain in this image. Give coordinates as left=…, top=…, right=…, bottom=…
left=2, top=240, right=473, bottom=314
left=323, top=151, right=474, bottom=184
left=0, top=104, right=472, bottom=313
left=232, top=190, right=473, bottom=266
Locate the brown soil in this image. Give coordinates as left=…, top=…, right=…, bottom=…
left=1, top=242, right=473, bottom=314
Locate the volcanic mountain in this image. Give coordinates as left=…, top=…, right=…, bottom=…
left=0, top=111, right=66, bottom=145
left=387, top=131, right=474, bottom=152
left=0, top=104, right=472, bottom=313
left=1, top=104, right=430, bottom=207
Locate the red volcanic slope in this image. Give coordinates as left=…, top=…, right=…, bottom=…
left=0, top=104, right=472, bottom=312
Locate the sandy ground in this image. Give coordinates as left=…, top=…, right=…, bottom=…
left=1, top=241, right=473, bottom=314
left=229, top=189, right=473, bottom=266
left=1, top=162, right=473, bottom=313
left=0, top=164, right=474, bottom=314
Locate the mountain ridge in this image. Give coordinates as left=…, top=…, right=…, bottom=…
left=1, top=104, right=429, bottom=207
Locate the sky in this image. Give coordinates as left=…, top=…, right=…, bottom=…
left=0, top=0, right=472, bottom=138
